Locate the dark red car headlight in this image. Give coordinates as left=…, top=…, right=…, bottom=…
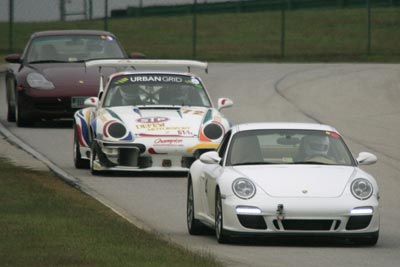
left=26, top=73, right=55, bottom=90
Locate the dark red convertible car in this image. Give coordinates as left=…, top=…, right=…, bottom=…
left=5, top=30, right=143, bottom=127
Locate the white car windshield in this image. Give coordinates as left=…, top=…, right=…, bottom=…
left=103, top=74, right=212, bottom=107
left=226, top=129, right=355, bottom=166
left=26, top=35, right=125, bottom=63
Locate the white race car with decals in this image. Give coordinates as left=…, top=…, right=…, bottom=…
left=73, top=59, right=233, bottom=174
left=187, top=122, right=380, bottom=245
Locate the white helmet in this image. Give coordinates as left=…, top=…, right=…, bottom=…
left=119, top=85, right=139, bottom=101
left=303, top=135, right=330, bottom=157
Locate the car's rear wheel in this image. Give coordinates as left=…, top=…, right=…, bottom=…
left=73, top=124, right=89, bottom=169
left=187, top=177, right=208, bottom=235
left=215, top=189, right=231, bottom=244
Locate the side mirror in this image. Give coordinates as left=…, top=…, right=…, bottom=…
left=356, top=152, right=377, bottom=165
left=5, top=54, right=22, bottom=64
left=84, top=97, right=99, bottom=107
left=129, top=52, right=146, bottom=59
left=217, top=98, right=233, bottom=111
left=200, top=151, right=221, bottom=165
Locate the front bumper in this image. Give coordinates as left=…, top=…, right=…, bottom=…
left=19, top=91, right=87, bottom=119
left=87, top=139, right=218, bottom=172
left=221, top=194, right=380, bottom=236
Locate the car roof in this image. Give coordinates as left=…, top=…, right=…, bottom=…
left=31, top=30, right=116, bottom=38
left=231, top=122, right=339, bottom=134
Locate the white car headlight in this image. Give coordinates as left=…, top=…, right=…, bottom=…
left=351, top=178, right=373, bottom=200
left=27, top=73, right=55, bottom=90
left=232, top=178, right=256, bottom=199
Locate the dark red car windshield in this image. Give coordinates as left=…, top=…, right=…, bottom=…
left=26, top=35, right=125, bottom=63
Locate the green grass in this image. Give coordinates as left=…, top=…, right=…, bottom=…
left=0, top=157, right=222, bottom=267
left=0, top=7, right=399, bottom=62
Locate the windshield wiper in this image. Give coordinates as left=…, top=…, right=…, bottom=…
left=29, top=60, right=70, bottom=64
left=293, top=161, right=332, bottom=165
left=232, top=162, right=275, bottom=166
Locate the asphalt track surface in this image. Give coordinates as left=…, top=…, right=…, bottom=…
left=1, top=63, right=400, bottom=267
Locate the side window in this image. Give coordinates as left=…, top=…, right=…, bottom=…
left=217, top=130, right=232, bottom=161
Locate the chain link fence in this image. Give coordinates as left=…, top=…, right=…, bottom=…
left=1, top=0, right=399, bottom=61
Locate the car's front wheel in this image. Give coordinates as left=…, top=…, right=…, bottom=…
left=187, top=177, right=208, bottom=235
left=90, top=141, right=101, bottom=175
left=7, top=101, right=16, bottom=122
left=73, top=124, right=89, bottom=169
left=6, top=75, right=16, bottom=122
left=15, top=92, right=34, bottom=127
left=215, top=189, right=231, bottom=244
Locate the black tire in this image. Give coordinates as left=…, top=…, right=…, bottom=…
left=7, top=102, right=16, bottom=122
left=187, top=178, right=208, bottom=235
left=6, top=75, right=16, bottom=122
left=215, top=189, right=231, bottom=244
left=90, top=141, right=101, bottom=175
left=15, top=92, right=34, bottom=127
left=73, top=124, right=89, bottom=169
left=351, top=232, right=379, bottom=246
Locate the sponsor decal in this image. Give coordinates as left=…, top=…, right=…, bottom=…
left=154, top=138, right=184, bottom=146
left=114, top=77, right=129, bottom=85
left=182, top=109, right=205, bottom=116
left=136, top=126, right=193, bottom=135
left=137, top=117, right=169, bottom=123
left=135, top=122, right=166, bottom=130
left=130, top=76, right=183, bottom=83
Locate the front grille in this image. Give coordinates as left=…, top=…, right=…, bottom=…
left=33, top=97, right=70, bottom=111
left=238, top=215, right=267, bottom=230
left=346, top=216, right=372, bottom=230
left=118, top=148, right=139, bottom=166
left=274, top=219, right=338, bottom=231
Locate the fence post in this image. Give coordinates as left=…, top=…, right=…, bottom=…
left=192, top=0, right=198, bottom=59
left=366, top=0, right=371, bottom=55
left=104, top=0, right=109, bottom=31
left=89, top=0, right=93, bottom=20
left=8, top=0, right=14, bottom=53
left=281, top=0, right=286, bottom=58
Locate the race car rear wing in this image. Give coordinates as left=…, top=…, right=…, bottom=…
left=85, top=59, right=208, bottom=73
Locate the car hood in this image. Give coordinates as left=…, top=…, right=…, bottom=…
left=29, top=63, right=114, bottom=96
left=104, top=106, right=211, bottom=137
left=231, top=165, right=357, bottom=198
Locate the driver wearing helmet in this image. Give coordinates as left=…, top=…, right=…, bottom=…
left=298, top=135, right=334, bottom=163
left=119, top=85, right=142, bottom=106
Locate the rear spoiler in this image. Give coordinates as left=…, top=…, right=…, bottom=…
left=85, top=59, right=208, bottom=73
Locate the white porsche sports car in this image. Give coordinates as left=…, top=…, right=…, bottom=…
left=187, top=122, right=380, bottom=245
left=73, top=59, right=233, bottom=174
